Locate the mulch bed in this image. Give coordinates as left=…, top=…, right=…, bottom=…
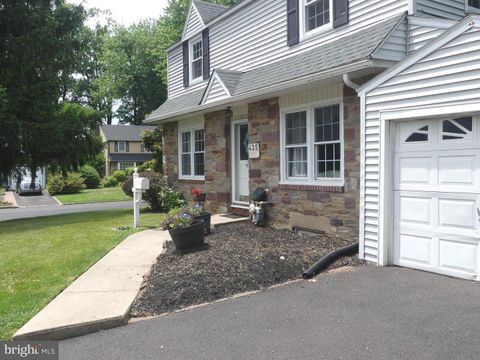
left=131, top=222, right=365, bottom=317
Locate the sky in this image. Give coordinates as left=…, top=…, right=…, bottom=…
left=68, top=0, right=170, bottom=26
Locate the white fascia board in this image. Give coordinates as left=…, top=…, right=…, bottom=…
left=145, top=60, right=372, bottom=124
left=181, top=1, right=205, bottom=40
left=358, top=15, right=478, bottom=95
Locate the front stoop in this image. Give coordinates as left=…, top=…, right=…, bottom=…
left=13, top=214, right=248, bottom=341
left=13, top=229, right=170, bottom=341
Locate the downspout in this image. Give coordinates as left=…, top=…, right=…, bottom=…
left=343, top=73, right=360, bottom=91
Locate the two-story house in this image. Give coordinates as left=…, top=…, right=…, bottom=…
left=100, top=125, right=156, bottom=175
left=146, top=0, right=480, bottom=281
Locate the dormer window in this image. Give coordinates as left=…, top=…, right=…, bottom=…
left=190, top=37, right=203, bottom=83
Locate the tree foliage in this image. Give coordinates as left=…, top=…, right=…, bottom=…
left=141, top=128, right=163, bottom=173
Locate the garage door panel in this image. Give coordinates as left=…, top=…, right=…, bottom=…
left=438, top=155, right=475, bottom=187
left=396, top=156, right=433, bottom=188
left=438, top=198, right=476, bottom=230
left=397, top=233, right=433, bottom=266
left=397, top=195, right=432, bottom=226
left=438, top=239, right=477, bottom=274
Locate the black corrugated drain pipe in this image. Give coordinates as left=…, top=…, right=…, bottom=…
left=302, top=242, right=359, bottom=279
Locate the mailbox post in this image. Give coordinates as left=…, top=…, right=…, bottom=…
left=132, top=169, right=149, bottom=228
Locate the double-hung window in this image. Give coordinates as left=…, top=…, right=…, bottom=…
left=118, top=141, right=127, bottom=152
left=180, top=127, right=205, bottom=179
left=301, top=0, right=332, bottom=37
left=190, top=37, right=203, bottom=82
left=281, top=103, right=343, bottom=185
left=468, top=0, right=480, bottom=11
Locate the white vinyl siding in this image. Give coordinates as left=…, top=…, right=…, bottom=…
left=360, top=26, right=480, bottom=263
left=184, top=5, right=204, bottom=39
left=372, top=16, right=408, bottom=61
left=415, top=0, right=466, bottom=20
left=407, top=16, right=456, bottom=52
left=203, top=76, right=230, bottom=104
left=168, top=0, right=409, bottom=98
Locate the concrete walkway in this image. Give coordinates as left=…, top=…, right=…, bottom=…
left=13, top=214, right=248, bottom=340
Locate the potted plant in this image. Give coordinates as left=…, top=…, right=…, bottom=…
left=161, top=209, right=205, bottom=249
left=191, top=188, right=211, bottom=234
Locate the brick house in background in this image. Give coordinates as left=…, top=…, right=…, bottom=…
left=100, top=125, right=156, bottom=175
left=146, top=0, right=480, bottom=280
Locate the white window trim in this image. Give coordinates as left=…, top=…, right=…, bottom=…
left=299, top=0, right=334, bottom=41
left=117, top=141, right=127, bottom=153
left=178, top=123, right=205, bottom=181
left=279, top=99, right=344, bottom=187
left=117, top=162, right=135, bottom=170
left=189, top=36, right=203, bottom=85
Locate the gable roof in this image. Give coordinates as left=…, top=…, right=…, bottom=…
left=193, top=0, right=229, bottom=24
left=100, top=125, right=157, bottom=142
left=359, top=15, right=479, bottom=95
left=200, top=69, right=243, bottom=104
left=146, top=15, right=403, bottom=123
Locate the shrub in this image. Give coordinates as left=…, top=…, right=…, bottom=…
left=47, top=173, right=85, bottom=195
left=122, top=171, right=185, bottom=212
left=79, top=165, right=101, bottom=189
left=137, top=160, right=157, bottom=173
left=102, top=169, right=134, bottom=188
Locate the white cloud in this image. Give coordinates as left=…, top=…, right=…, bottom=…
left=69, top=0, right=170, bottom=26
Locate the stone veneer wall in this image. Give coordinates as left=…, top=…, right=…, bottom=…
left=248, top=86, right=360, bottom=239
left=162, top=110, right=232, bottom=213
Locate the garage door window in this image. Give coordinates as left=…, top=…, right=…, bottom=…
left=442, top=117, right=473, bottom=141
left=406, top=125, right=429, bottom=143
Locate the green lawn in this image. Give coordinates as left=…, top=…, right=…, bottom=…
left=55, top=187, right=131, bottom=204
left=0, top=208, right=164, bottom=339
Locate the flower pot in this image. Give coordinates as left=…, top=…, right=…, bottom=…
left=168, top=220, right=205, bottom=249
left=193, top=212, right=211, bottom=234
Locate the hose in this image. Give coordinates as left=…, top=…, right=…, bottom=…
left=302, top=242, right=359, bottom=279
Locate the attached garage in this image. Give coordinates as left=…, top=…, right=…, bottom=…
left=359, top=15, right=480, bottom=280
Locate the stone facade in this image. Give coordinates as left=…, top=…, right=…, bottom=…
left=163, top=85, right=360, bottom=238
left=247, top=86, right=360, bottom=239
left=162, top=110, right=232, bottom=213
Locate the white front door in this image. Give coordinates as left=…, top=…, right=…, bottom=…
left=394, top=117, right=480, bottom=280
left=233, top=122, right=249, bottom=204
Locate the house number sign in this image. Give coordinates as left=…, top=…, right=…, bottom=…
left=248, top=143, right=260, bottom=159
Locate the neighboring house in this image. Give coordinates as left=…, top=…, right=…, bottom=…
left=146, top=0, right=480, bottom=280
left=99, top=125, right=156, bottom=175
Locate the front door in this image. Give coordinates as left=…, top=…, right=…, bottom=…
left=233, top=122, right=249, bottom=204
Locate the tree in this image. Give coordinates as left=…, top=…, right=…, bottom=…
left=48, top=102, right=103, bottom=174
left=0, top=0, right=90, bottom=179
left=98, top=21, right=167, bottom=125
left=141, top=128, right=163, bottom=173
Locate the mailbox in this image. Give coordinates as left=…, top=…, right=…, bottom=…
left=134, top=177, right=150, bottom=191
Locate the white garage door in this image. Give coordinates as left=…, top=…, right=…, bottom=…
left=394, top=116, right=480, bottom=280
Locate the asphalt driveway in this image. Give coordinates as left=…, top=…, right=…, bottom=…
left=60, top=266, right=480, bottom=360
left=13, top=191, right=58, bottom=207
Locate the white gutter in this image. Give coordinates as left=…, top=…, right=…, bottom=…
left=146, top=60, right=374, bottom=124
left=343, top=73, right=360, bottom=91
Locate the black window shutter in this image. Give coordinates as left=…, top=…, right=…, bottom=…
left=126, top=142, right=129, bottom=152
left=114, top=141, right=118, bottom=152
left=182, top=41, right=189, bottom=87
left=202, top=28, right=210, bottom=80
left=333, top=0, right=349, bottom=28
left=287, top=0, right=299, bottom=46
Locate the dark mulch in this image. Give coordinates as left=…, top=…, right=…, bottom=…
left=131, top=222, right=365, bottom=317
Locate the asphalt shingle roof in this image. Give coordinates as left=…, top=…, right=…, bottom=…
left=193, top=0, right=229, bottom=23
left=146, top=15, right=402, bottom=123
left=100, top=125, right=157, bottom=141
